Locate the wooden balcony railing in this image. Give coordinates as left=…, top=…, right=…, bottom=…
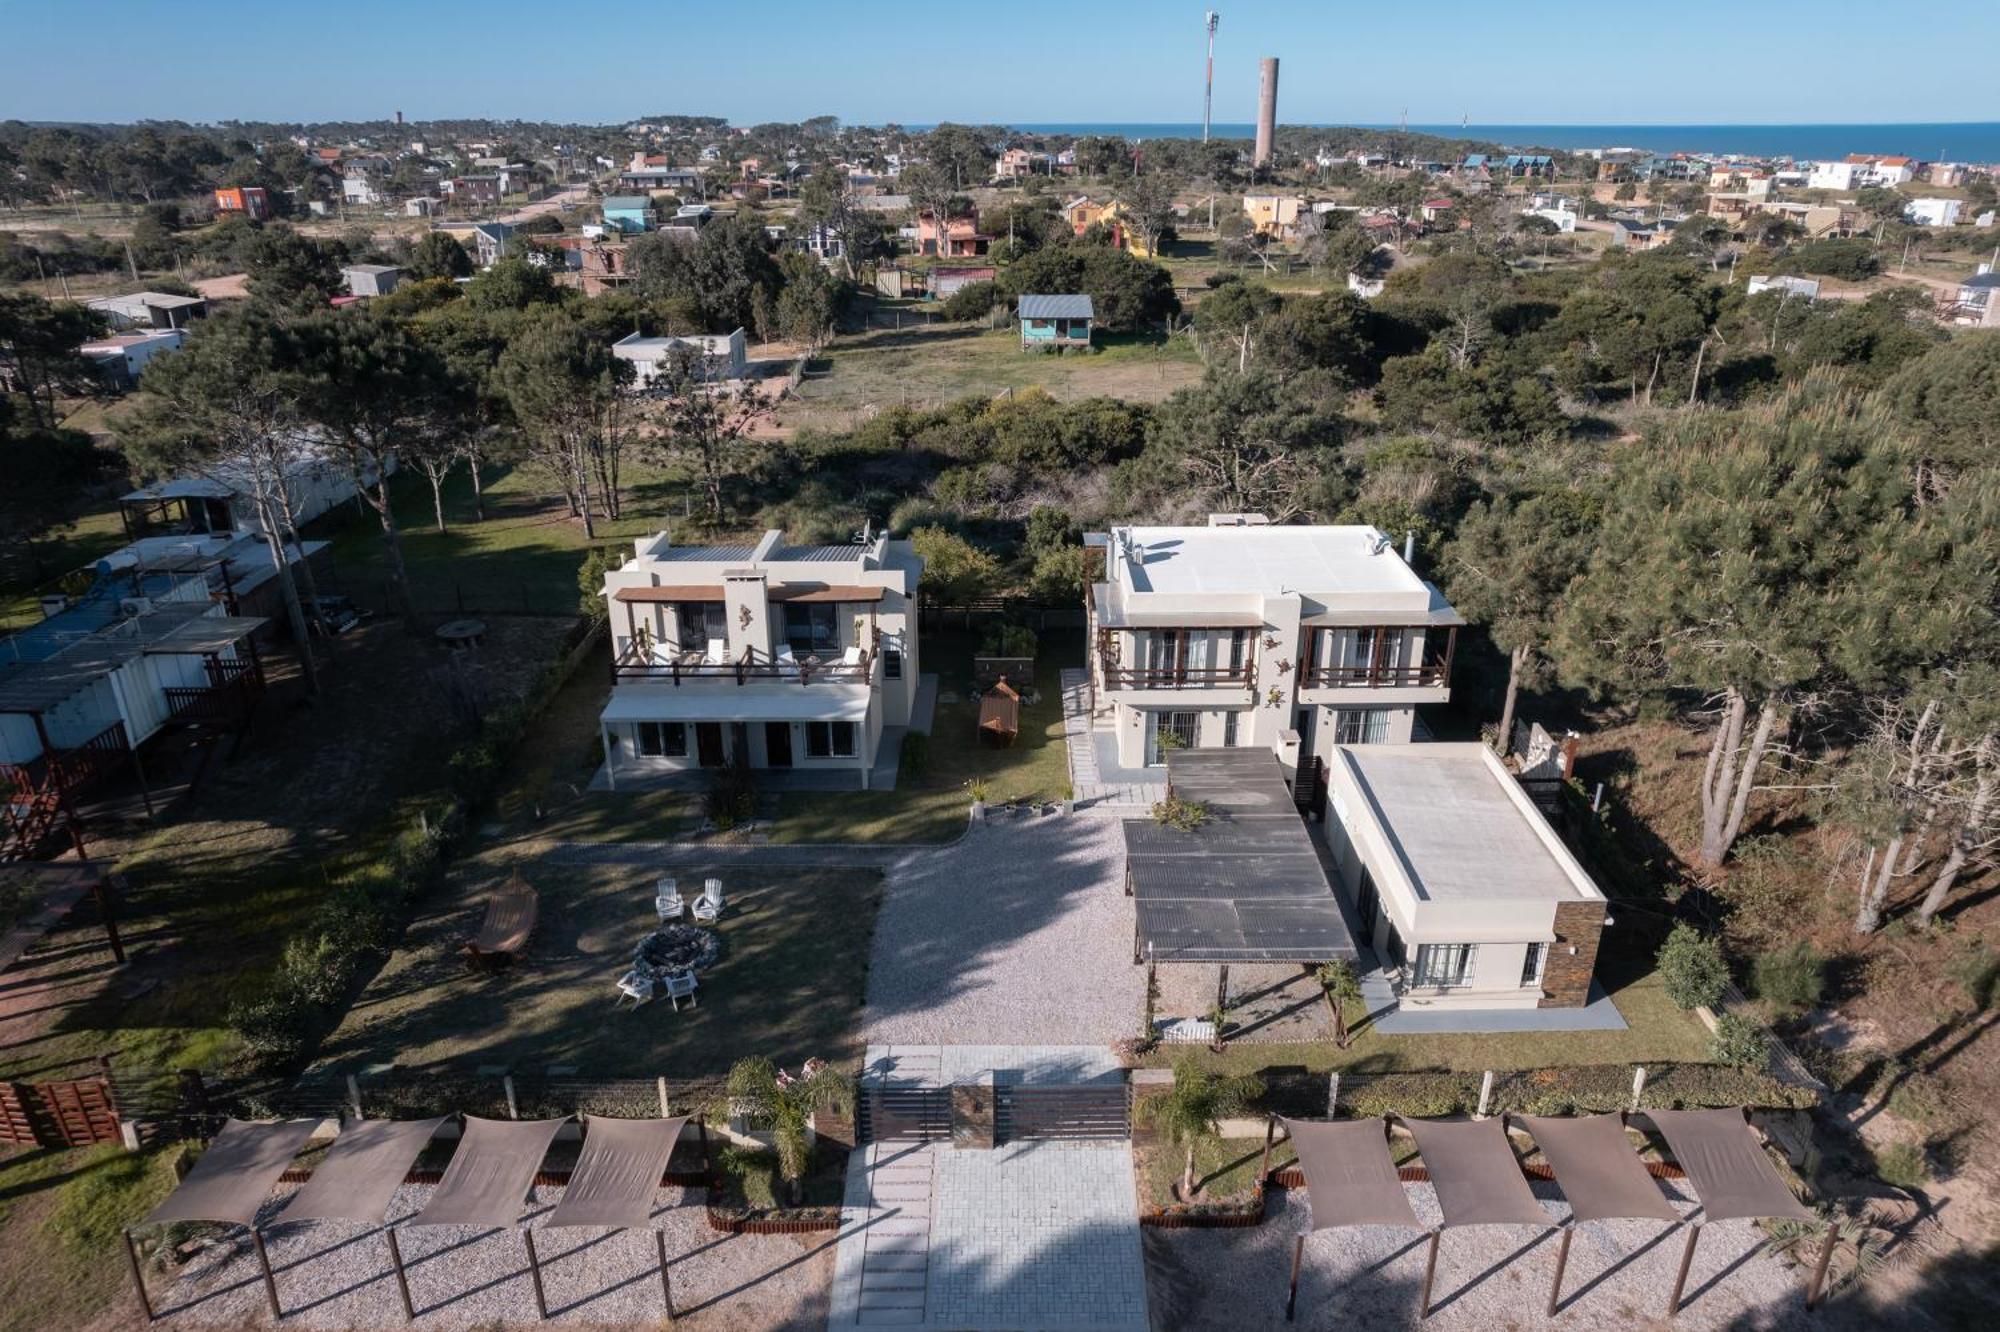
left=1296, top=660, right=1451, bottom=689
left=613, top=635, right=880, bottom=687
left=1097, top=655, right=1254, bottom=690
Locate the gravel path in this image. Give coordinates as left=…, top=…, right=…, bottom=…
left=154, top=1181, right=841, bottom=1330
left=863, top=814, right=1143, bottom=1045
left=1147, top=1181, right=1817, bottom=1331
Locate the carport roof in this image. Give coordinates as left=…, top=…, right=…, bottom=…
left=1124, top=749, right=1357, bottom=963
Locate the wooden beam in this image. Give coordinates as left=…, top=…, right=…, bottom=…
left=1666, top=1221, right=1701, bottom=1316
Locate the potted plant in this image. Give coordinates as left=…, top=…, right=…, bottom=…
left=1138, top=1056, right=1263, bottom=1202
left=725, top=1056, right=854, bottom=1204
left=966, top=777, right=990, bottom=820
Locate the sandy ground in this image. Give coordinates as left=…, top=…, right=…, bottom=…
left=1146, top=1181, right=1822, bottom=1332
left=149, top=1180, right=834, bottom=1330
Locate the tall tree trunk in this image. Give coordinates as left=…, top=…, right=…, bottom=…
left=1182, top=1142, right=1197, bottom=1199
left=1495, top=644, right=1527, bottom=758
left=253, top=496, right=319, bottom=696
left=1699, top=689, right=1778, bottom=866
left=1855, top=834, right=1904, bottom=934
left=1896, top=701, right=1945, bottom=876
left=429, top=471, right=448, bottom=532
left=268, top=470, right=327, bottom=635
left=1915, top=745, right=1995, bottom=928
left=368, top=476, right=419, bottom=628
left=467, top=446, right=487, bottom=521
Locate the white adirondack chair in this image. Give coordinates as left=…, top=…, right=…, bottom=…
left=655, top=877, right=683, bottom=921
left=662, top=971, right=698, bottom=1010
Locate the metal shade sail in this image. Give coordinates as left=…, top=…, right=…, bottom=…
left=544, top=1116, right=692, bottom=1323
left=1510, top=1113, right=1675, bottom=1316
left=130, top=1117, right=320, bottom=1322
left=1400, top=1117, right=1555, bottom=1321
left=1277, top=1117, right=1421, bottom=1322
left=1643, top=1108, right=1826, bottom=1317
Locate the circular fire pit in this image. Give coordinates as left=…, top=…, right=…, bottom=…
left=635, top=923, right=722, bottom=975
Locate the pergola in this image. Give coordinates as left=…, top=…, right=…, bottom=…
left=1646, top=1107, right=1827, bottom=1315
left=1398, top=1116, right=1554, bottom=1319
left=543, top=1115, right=691, bottom=1320
left=1276, top=1108, right=1832, bottom=1323
left=124, top=1112, right=711, bottom=1324
left=395, top=1116, right=568, bottom=1320
left=1508, top=1111, right=1676, bottom=1315
left=125, top=1117, right=321, bottom=1321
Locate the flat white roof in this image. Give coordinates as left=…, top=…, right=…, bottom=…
left=1112, top=525, right=1425, bottom=598
left=1338, top=744, right=1601, bottom=904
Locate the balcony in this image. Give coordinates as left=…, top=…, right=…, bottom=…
left=1097, top=656, right=1254, bottom=691
left=1296, top=660, right=1451, bottom=689
left=1296, top=624, right=1457, bottom=692
left=613, top=637, right=879, bottom=687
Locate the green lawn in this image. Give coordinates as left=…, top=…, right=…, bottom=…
left=770, top=626, right=1078, bottom=844
left=312, top=859, right=881, bottom=1077
left=0, top=1143, right=179, bottom=1332
left=779, top=322, right=1202, bottom=432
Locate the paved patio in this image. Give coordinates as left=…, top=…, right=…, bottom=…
left=861, top=815, right=1144, bottom=1045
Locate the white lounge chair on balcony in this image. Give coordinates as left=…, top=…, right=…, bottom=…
left=655, top=877, right=683, bottom=921
left=841, top=645, right=864, bottom=671
left=692, top=878, right=724, bottom=923
left=662, top=971, right=698, bottom=1010
left=706, top=638, right=730, bottom=665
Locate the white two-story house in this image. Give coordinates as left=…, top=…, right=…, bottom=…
left=1085, top=517, right=1462, bottom=772
left=597, top=528, right=922, bottom=789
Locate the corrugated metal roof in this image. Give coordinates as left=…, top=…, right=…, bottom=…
left=646, top=546, right=757, bottom=562
left=1018, top=294, right=1095, bottom=320
left=775, top=544, right=866, bottom=563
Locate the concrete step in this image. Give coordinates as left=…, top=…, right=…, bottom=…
left=858, top=1289, right=927, bottom=1310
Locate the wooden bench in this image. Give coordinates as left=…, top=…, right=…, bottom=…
left=464, top=874, right=537, bottom=971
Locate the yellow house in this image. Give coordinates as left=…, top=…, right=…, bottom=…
left=1061, top=196, right=1161, bottom=258
left=1242, top=193, right=1306, bottom=240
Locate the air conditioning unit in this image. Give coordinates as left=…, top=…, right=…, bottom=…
left=119, top=596, right=155, bottom=618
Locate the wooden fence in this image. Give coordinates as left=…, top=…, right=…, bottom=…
left=0, top=1077, right=122, bottom=1148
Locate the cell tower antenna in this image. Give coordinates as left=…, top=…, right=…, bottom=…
left=1203, top=12, right=1219, bottom=144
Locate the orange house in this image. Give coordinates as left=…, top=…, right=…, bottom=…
left=915, top=207, right=990, bottom=258
left=213, top=186, right=271, bottom=220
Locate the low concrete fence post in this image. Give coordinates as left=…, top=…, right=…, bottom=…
left=503, top=1076, right=518, bottom=1120
left=347, top=1075, right=363, bottom=1121
left=657, top=1077, right=671, bottom=1118
left=1326, top=1072, right=1340, bottom=1119
left=1476, top=1070, right=1495, bottom=1119
left=1631, top=1066, right=1647, bottom=1111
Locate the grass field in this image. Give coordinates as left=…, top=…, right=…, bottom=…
left=776, top=322, right=1202, bottom=433
left=312, top=858, right=881, bottom=1077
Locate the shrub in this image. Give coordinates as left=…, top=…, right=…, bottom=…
left=1872, top=1140, right=1928, bottom=1190
left=227, top=992, right=314, bottom=1066
left=1752, top=942, right=1826, bottom=1013
left=1708, top=1013, right=1771, bottom=1069
left=939, top=280, right=999, bottom=321
left=1151, top=793, right=1210, bottom=832
left=706, top=761, right=759, bottom=829
left=576, top=547, right=624, bottom=622
left=900, top=731, right=929, bottom=778
left=1947, top=944, right=1998, bottom=1010
left=1658, top=923, right=1731, bottom=1010
left=978, top=623, right=1037, bottom=658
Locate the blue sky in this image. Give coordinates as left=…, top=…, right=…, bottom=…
left=4, top=1, right=1995, bottom=127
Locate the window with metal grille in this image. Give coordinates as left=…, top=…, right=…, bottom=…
left=1334, top=709, right=1391, bottom=744
left=1413, top=943, right=1477, bottom=988
left=1222, top=711, right=1238, bottom=746
left=1522, top=942, right=1546, bottom=986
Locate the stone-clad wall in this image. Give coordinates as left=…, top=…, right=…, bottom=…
left=1540, top=900, right=1607, bottom=1008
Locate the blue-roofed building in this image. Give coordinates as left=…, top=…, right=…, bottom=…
left=1017, top=293, right=1095, bottom=350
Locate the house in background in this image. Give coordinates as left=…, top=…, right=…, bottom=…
left=433, top=221, right=514, bottom=267
left=1905, top=197, right=1963, bottom=228
left=1084, top=516, right=1462, bottom=773
left=1243, top=193, right=1306, bottom=240
left=1612, top=218, right=1674, bottom=251
left=1017, top=293, right=1094, bottom=350
left=929, top=265, right=995, bottom=300
left=1061, top=197, right=1159, bottom=256
left=212, top=186, right=271, bottom=220
left=78, top=330, right=183, bottom=389
left=611, top=329, right=748, bottom=385
left=594, top=528, right=926, bottom=790
left=600, top=195, right=654, bottom=233
left=341, top=264, right=402, bottom=298
left=1320, top=743, right=1609, bottom=1010
left=444, top=174, right=502, bottom=205
left=1747, top=274, right=1821, bottom=300
left=86, top=291, right=207, bottom=332
left=914, top=207, right=990, bottom=257
left=1952, top=267, right=2000, bottom=326
left=1806, top=159, right=1863, bottom=191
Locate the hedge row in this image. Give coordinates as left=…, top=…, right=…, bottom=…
left=225, top=620, right=602, bottom=1072
left=1251, top=1061, right=1817, bottom=1121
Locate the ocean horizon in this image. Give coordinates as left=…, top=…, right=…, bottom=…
left=910, top=121, right=2000, bottom=163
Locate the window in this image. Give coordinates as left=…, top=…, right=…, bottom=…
left=1333, top=709, right=1391, bottom=744
left=784, top=602, right=839, bottom=654
left=1222, top=711, right=1238, bottom=747
left=1227, top=629, right=1247, bottom=671
left=678, top=602, right=726, bottom=650
left=1522, top=942, right=1546, bottom=987
left=1412, top=943, right=1477, bottom=988
left=805, top=720, right=857, bottom=759
left=884, top=646, right=903, bottom=680
left=635, top=721, right=686, bottom=758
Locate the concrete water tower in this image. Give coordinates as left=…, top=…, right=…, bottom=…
left=1254, top=57, right=1279, bottom=168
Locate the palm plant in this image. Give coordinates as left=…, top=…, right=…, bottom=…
left=726, top=1056, right=854, bottom=1203
left=1316, top=960, right=1363, bottom=1049
left=1139, top=1056, right=1263, bottom=1200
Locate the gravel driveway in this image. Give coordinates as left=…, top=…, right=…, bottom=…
left=1147, top=1181, right=1817, bottom=1331
left=863, top=813, right=1143, bottom=1045
left=153, top=1181, right=839, bottom=1330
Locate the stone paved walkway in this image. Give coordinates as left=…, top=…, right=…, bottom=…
left=1059, top=669, right=1166, bottom=809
